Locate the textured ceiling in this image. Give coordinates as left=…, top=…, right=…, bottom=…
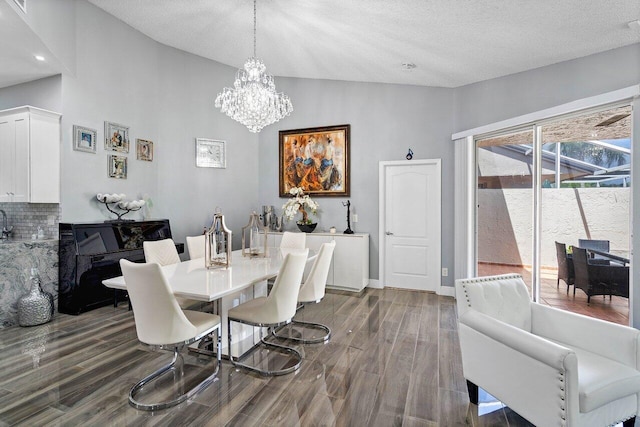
left=87, top=0, right=640, bottom=88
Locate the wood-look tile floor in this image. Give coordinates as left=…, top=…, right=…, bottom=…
left=0, top=288, right=535, bottom=426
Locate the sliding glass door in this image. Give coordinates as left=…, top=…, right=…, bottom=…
left=475, top=104, right=632, bottom=322
left=538, top=105, right=631, bottom=321
left=476, top=128, right=534, bottom=291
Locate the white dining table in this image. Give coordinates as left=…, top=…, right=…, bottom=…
left=103, top=248, right=308, bottom=301
left=103, top=247, right=313, bottom=356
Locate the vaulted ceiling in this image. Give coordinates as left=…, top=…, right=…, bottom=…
left=88, top=0, right=640, bottom=87
left=1, top=0, right=639, bottom=90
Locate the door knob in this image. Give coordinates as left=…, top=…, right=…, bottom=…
left=386, top=231, right=394, bottom=235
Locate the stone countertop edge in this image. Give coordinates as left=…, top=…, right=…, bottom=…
left=0, top=239, right=59, bottom=245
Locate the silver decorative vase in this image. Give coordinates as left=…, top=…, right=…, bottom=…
left=18, top=268, right=53, bottom=327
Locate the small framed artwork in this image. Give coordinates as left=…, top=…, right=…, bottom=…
left=136, top=139, right=153, bottom=161
left=104, top=121, right=129, bottom=153
left=108, top=155, right=127, bottom=179
left=279, top=124, right=350, bottom=197
left=73, top=125, right=97, bottom=153
left=196, top=138, right=226, bottom=168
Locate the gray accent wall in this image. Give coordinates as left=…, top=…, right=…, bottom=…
left=0, top=75, right=61, bottom=111
left=454, top=43, right=640, bottom=132
left=2, top=0, right=638, bottom=292
left=257, top=78, right=455, bottom=282
left=57, top=1, right=259, bottom=248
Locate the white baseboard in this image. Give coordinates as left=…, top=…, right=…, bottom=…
left=367, top=279, right=383, bottom=289
left=367, top=280, right=454, bottom=296
left=437, top=285, right=456, bottom=297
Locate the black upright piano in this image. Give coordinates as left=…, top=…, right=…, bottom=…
left=58, top=219, right=182, bottom=315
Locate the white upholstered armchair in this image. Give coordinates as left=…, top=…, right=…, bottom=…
left=455, top=274, right=640, bottom=427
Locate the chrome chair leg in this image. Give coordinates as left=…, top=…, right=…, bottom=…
left=272, top=319, right=331, bottom=344
left=129, top=327, right=222, bottom=411
left=228, top=317, right=302, bottom=376
left=272, top=302, right=331, bottom=344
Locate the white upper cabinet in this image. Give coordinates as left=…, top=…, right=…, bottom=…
left=0, top=106, right=61, bottom=203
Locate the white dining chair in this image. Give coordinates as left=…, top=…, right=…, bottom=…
left=273, top=241, right=335, bottom=343
left=186, top=235, right=206, bottom=260
left=280, top=231, right=306, bottom=250
left=143, top=238, right=181, bottom=266
left=143, top=238, right=198, bottom=309
left=268, top=231, right=307, bottom=291
left=120, top=259, right=221, bottom=411
left=227, top=250, right=308, bottom=376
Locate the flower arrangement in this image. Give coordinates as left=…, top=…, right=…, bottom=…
left=282, top=187, right=319, bottom=224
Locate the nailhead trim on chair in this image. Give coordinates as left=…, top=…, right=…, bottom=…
left=559, top=370, right=566, bottom=426
left=458, top=274, right=523, bottom=308
left=459, top=274, right=577, bottom=427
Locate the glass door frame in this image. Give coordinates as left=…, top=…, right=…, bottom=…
left=473, top=100, right=633, bottom=305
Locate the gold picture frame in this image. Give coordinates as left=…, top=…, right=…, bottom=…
left=279, top=124, right=350, bottom=197
left=136, top=139, right=153, bottom=161
left=108, top=155, right=127, bottom=179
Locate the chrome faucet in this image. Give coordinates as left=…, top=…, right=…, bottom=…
left=0, top=210, right=13, bottom=239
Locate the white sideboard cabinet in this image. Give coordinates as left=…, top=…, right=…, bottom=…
left=0, top=106, right=61, bottom=203
left=268, top=232, right=369, bottom=292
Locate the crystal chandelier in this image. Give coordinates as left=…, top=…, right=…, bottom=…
left=215, top=0, right=293, bottom=133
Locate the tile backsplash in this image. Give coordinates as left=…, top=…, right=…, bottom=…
left=0, top=203, right=60, bottom=240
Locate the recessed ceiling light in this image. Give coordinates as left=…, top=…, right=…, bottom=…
left=401, top=62, right=417, bottom=71
left=628, top=20, right=640, bottom=31
left=34, top=55, right=45, bottom=62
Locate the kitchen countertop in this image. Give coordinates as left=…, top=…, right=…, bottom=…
left=0, top=238, right=58, bottom=245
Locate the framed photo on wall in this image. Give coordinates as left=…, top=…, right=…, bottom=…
left=73, top=125, right=97, bottom=153
left=108, top=155, right=127, bottom=179
left=196, top=138, right=226, bottom=168
left=136, top=139, right=153, bottom=161
left=104, top=121, right=129, bottom=153
left=279, top=124, right=350, bottom=197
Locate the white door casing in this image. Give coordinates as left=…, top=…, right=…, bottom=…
left=379, top=159, right=441, bottom=291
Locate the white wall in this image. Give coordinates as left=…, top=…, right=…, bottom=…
left=15, top=0, right=76, bottom=76
left=58, top=1, right=258, bottom=247
left=154, top=45, right=260, bottom=243
left=5, top=0, right=638, bottom=293
left=478, top=188, right=630, bottom=267
left=0, top=75, right=61, bottom=111
left=257, top=78, right=455, bottom=282
left=454, top=43, right=640, bottom=132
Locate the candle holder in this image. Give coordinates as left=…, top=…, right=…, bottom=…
left=342, top=200, right=354, bottom=234
left=242, top=211, right=268, bottom=257
left=205, top=208, right=232, bottom=269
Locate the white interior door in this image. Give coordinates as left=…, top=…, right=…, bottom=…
left=382, top=160, right=441, bottom=291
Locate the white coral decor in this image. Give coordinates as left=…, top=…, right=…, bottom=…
left=282, top=187, right=318, bottom=224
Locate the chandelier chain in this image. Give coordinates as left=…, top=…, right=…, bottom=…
left=253, top=0, right=257, bottom=58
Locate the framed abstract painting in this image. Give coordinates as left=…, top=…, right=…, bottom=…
left=279, top=124, right=350, bottom=197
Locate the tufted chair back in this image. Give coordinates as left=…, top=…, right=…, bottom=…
left=455, top=274, right=532, bottom=332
